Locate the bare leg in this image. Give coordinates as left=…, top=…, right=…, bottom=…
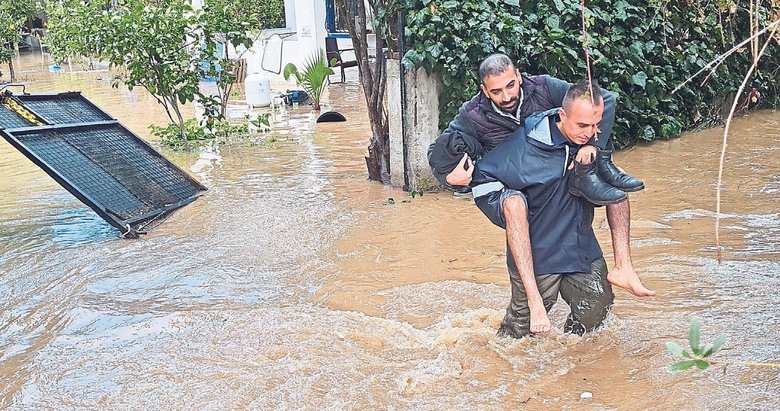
left=605, top=198, right=656, bottom=297
left=504, top=195, right=551, bottom=333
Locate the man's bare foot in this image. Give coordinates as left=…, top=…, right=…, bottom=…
left=608, top=266, right=656, bottom=297
left=530, top=307, right=551, bottom=334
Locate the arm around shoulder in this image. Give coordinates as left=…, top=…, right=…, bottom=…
left=544, top=75, right=573, bottom=107
left=427, top=107, right=483, bottom=186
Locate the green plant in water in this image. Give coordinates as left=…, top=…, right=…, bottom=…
left=665, top=319, right=726, bottom=372
left=150, top=118, right=249, bottom=149
left=150, top=119, right=209, bottom=149
left=250, top=112, right=270, bottom=130
left=282, top=50, right=335, bottom=111
left=666, top=319, right=780, bottom=373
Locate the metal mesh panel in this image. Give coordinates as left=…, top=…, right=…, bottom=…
left=0, top=104, right=31, bottom=129
left=19, top=95, right=111, bottom=124
left=59, top=125, right=201, bottom=208
left=11, top=124, right=202, bottom=223
left=18, top=129, right=146, bottom=220
left=1, top=92, right=205, bottom=236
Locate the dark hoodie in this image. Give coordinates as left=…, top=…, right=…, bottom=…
left=427, top=74, right=616, bottom=186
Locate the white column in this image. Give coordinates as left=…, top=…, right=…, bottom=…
left=285, top=0, right=297, bottom=30
left=292, top=0, right=327, bottom=65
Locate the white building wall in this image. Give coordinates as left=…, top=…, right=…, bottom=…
left=243, top=0, right=329, bottom=86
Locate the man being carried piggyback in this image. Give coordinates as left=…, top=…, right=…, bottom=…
left=428, top=54, right=655, bottom=337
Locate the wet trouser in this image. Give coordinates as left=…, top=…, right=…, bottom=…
left=497, top=257, right=614, bottom=338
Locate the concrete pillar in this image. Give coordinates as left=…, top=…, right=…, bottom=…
left=387, top=59, right=441, bottom=191
left=387, top=60, right=405, bottom=187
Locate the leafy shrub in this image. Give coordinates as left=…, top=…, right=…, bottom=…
left=150, top=118, right=250, bottom=149
left=399, top=0, right=780, bottom=147
left=0, top=0, right=39, bottom=78
left=45, top=0, right=283, bottom=146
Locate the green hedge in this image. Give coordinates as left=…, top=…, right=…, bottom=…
left=400, top=0, right=780, bottom=147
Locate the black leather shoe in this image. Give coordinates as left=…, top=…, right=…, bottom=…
left=452, top=186, right=472, bottom=197
left=597, top=149, right=644, bottom=192
left=568, top=159, right=627, bottom=205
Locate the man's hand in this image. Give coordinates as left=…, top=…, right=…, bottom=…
left=445, top=153, right=474, bottom=186
left=567, top=146, right=597, bottom=170
left=529, top=303, right=552, bottom=334
left=576, top=145, right=597, bottom=164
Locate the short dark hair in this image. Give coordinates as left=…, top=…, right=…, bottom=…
left=562, top=80, right=603, bottom=110
left=479, top=54, right=515, bottom=83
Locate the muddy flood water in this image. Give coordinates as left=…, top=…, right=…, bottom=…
left=1, top=53, right=779, bottom=409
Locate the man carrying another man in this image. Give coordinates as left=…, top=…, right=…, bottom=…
left=428, top=54, right=654, bottom=337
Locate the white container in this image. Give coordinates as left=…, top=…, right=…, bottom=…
left=245, top=73, right=271, bottom=107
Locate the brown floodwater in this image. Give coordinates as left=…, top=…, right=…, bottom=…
left=1, top=52, right=778, bottom=409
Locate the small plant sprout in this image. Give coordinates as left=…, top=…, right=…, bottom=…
left=249, top=113, right=271, bottom=132
left=665, top=319, right=726, bottom=373
left=666, top=319, right=780, bottom=373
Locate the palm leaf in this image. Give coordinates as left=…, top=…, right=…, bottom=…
left=282, top=62, right=301, bottom=83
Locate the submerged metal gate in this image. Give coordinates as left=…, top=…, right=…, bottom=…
left=0, top=90, right=207, bottom=238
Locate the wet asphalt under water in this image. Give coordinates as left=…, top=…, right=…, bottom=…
left=1, top=53, right=779, bottom=409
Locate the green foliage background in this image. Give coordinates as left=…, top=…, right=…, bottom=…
left=0, top=0, right=39, bottom=67
left=45, top=0, right=285, bottom=145
left=398, top=0, right=780, bottom=147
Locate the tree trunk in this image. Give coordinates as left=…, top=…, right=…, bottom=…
left=336, top=0, right=390, bottom=184
left=8, top=58, right=15, bottom=81
left=168, top=98, right=187, bottom=144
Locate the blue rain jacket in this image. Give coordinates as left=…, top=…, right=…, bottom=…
left=471, top=108, right=603, bottom=275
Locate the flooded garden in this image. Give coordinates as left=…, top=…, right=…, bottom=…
left=1, top=51, right=779, bottom=409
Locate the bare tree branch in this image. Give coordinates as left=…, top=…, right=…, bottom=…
left=673, top=17, right=780, bottom=94
left=715, top=20, right=779, bottom=263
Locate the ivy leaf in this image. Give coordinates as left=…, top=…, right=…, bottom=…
left=615, top=0, right=631, bottom=19
left=552, top=0, right=565, bottom=12
left=641, top=125, right=655, bottom=141
left=689, top=319, right=701, bottom=353
left=503, top=0, right=520, bottom=6
left=403, top=49, right=424, bottom=69
left=631, top=71, right=647, bottom=88
left=668, top=360, right=696, bottom=373
left=629, top=42, right=644, bottom=57
left=426, top=44, right=442, bottom=59
left=545, top=15, right=560, bottom=30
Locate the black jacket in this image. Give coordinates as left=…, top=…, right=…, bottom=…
left=471, top=109, right=603, bottom=275
left=428, top=74, right=617, bottom=186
